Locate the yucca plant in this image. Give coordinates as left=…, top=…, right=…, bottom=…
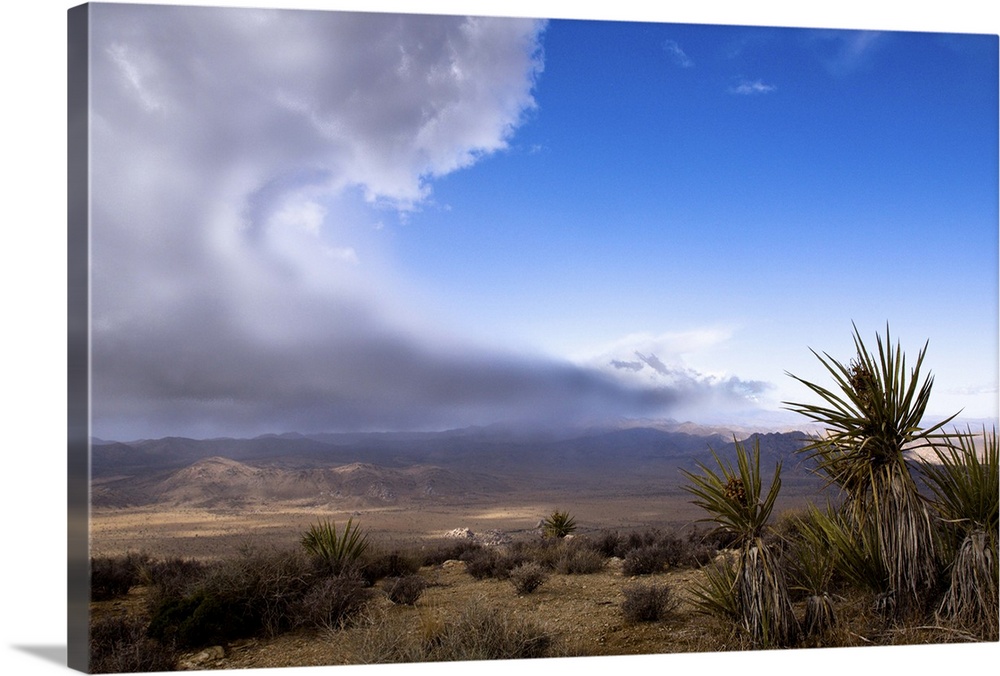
left=786, top=505, right=839, bottom=637
left=301, top=518, right=370, bottom=576
left=785, top=324, right=958, bottom=618
left=681, top=437, right=798, bottom=647
left=919, top=427, right=998, bottom=637
left=689, top=552, right=740, bottom=622
left=798, top=503, right=889, bottom=597
left=542, top=510, right=577, bottom=538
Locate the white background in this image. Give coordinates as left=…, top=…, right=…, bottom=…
left=2, top=1, right=997, bottom=675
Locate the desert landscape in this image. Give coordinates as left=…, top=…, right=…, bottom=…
left=88, top=423, right=819, bottom=558
left=87, top=418, right=998, bottom=672
left=69, top=5, right=998, bottom=674
left=88, top=423, right=832, bottom=669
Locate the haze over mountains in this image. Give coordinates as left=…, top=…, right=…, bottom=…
left=90, top=421, right=826, bottom=509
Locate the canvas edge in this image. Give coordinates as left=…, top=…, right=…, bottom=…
left=68, top=3, right=91, bottom=673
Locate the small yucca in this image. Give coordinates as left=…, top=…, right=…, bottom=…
left=301, top=518, right=370, bottom=576
left=919, top=427, right=998, bottom=637
left=788, top=505, right=843, bottom=637
left=689, top=553, right=739, bottom=622
left=542, top=510, right=577, bottom=538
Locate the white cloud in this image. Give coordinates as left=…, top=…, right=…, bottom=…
left=570, top=328, right=772, bottom=415
left=663, top=39, right=694, bottom=67
left=88, top=4, right=555, bottom=438
left=810, top=30, right=885, bottom=77
left=730, top=78, right=777, bottom=95
left=106, top=43, right=166, bottom=113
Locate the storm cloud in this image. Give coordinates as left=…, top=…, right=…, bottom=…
left=87, top=5, right=768, bottom=440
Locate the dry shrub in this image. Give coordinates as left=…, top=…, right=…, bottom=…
left=461, top=546, right=524, bottom=580
left=296, top=575, right=375, bottom=629
left=420, top=539, right=483, bottom=566
left=554, top=543, right=606, bottom=575
left=509, top=562, right=548, bottom=594
left=621, top=582, right=679, bottom=623
left=138, top=556, right=207, bottom=610
left=352, top=600, right=554, bottom=663
left=428, top=602, right=554, bottom=660
left=594, top=530, right=622, bottom=558
left=622, top=546, right=667, bottom=576
left=91, top=552, right=152, bottom=601
left=383, top=574, right=427, bottom=605
left=89, top=613, right=177, bottom=674
left=358, top=548, right=422, bottom=585
left=147, top=544, right=314, bottom=647
left=507, top=537, right=562, bottom=568
left=599, top=528, right=710, bottom=569
left=351, top=607, right=428, bottom=664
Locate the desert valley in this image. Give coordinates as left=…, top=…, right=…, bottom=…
left=89, top=421, right=822, bottom=558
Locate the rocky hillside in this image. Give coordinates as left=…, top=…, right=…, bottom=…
left=92, top=456, right=510, bottom=508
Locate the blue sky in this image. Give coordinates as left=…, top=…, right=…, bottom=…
left=390, top=19, right=998, bottom=418
left=79, top=2, right=997, bottom=439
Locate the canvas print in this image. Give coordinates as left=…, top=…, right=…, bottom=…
left=68, top=2, right=999, bottom=673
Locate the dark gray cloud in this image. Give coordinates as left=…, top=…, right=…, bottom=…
left=92, top=306, right=693, bottom=438
left=87, top=5, right=770, bottom=440
left=635, top=351, right=670, bottom=376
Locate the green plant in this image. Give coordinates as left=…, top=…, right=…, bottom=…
left=785, top=505, right=841, bottom=637
left=681, top=437, right=798, bottom=647
left=785, top=324, right=959, bottom=618
left=688, top=553, right=739, bottom=622
left=919, top=427, right=998, bottom=637
left=682, top=438, right=783, bottom=546
left=301, top=518, right=371, bottom=576
left=621, top=582, right=679, bottom=623
left=542, top=510, right=577, bottom=538
left=509, top=562, right=549, bottom=594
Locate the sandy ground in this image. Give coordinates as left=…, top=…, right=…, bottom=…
left=89, top=492, right=718, bottom=559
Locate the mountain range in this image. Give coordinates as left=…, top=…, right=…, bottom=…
left=90, top=421, right=825, bottom=509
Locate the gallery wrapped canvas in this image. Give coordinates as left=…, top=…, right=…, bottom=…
left=67, top=2, right=998, bottom=674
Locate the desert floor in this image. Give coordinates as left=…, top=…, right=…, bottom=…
left=88, top=489, right=764, bottom=560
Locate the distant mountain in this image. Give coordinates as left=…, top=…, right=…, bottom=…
left=90, top=423, right=824, bottom=508
left=91, top=455, right=509, bottom=508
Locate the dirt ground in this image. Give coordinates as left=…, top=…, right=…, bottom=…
left=88, top=491, right=717, bottom=560
left=89, top=490, right=991, bottom=671
left=92, top=555, right=737, bottom=670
